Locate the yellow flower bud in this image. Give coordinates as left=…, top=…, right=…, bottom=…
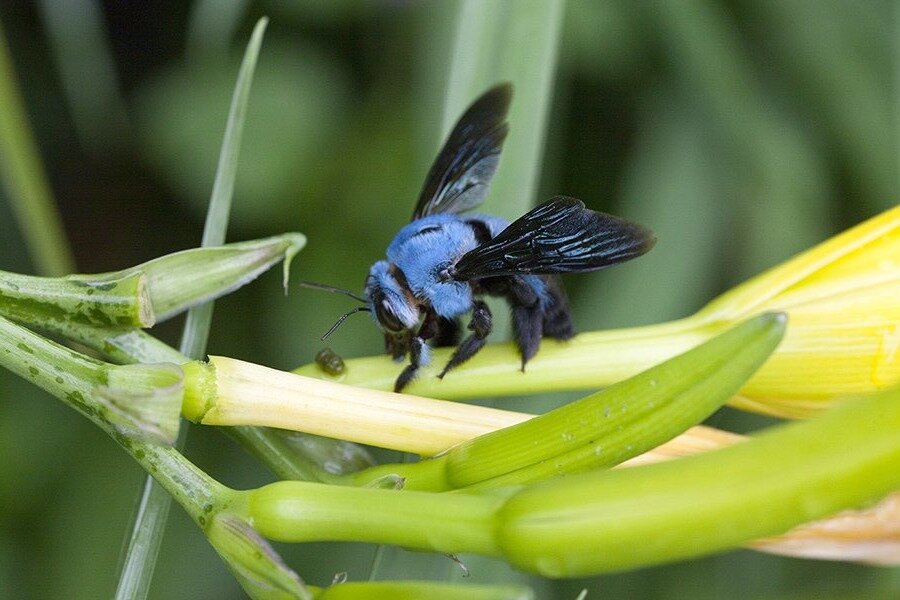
left=696, top=204, right=899, bottom=417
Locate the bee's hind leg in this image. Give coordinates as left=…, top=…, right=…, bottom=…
left=438, top=300, right=492, bottom=379
left=540, top=275, right=574, bottom=341
left=503, top=278, right=545, bottom=371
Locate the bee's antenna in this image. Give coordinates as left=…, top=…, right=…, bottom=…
left=299, top=281, right=367, bottom=304
left=321, top=306, right=370, bottom=341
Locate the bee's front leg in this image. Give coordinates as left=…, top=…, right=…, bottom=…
left=438, top=299, right=492, bottom=379
left=394, top=335, right=430, bottom=393
left=385, top=331, right=411, bottom=361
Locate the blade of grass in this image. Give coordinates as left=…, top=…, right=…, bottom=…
left=441, top=3, right=564, bottom=590
left=367, top=0, right=566, bottom=588
left=442, top=0, right=565, bottom=219
left=0, top=17, right=74, bottom=276
left=34, top=0, right=130, bottom=156
left=114, top=18, right=268, bottom=600
left=186, top=0, right=250, bottom=62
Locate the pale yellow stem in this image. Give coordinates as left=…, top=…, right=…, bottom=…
left=193, top=356, right=531, bottom=455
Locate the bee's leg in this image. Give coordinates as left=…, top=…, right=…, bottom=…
left=394, top=335, right=430, bottom=393
left=540, top=275, right=574, bottom=340
left=385, top=331, right=411, bottom=362
left=438, top=300, right=492, bottom=378
left=505, top=277, right=544, bottom=370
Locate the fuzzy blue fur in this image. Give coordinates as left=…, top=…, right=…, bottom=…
left=367, top=213, right=552, bottom=328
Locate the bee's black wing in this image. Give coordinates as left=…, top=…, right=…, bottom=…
left=451, top=197, right=656, bottom=280
left=412, top=83, right=512, bottom=220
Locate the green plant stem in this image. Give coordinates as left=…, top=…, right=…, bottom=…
left=442, top=0, right=565, bottom=219
left=309, top=581, right=533, bottom=600
left=0, top=313, right=106, bottom=405
left=0, top=310, right=308, bottom=598
left=245, top=480, right=507, bottom=557
left=0, top=18, right=75, bottom=276
left=0, top=270, right=153, bottom=327
left=0, top=233, right=304, bottom=334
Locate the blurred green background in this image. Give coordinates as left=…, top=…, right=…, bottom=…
left=0, top=1, right=898, bottom=598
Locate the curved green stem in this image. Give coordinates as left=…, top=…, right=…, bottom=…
left=0, top=270, right=153, bottom=327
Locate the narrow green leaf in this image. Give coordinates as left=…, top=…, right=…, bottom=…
left=441, top=0, right=565, bottom=219
left=181, top=16, right=269, bottom=357
left=0, top=18, right=74, bottom=276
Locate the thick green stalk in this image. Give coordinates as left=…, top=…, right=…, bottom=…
left=309, top=581, right=533, bottom=599
left=0, top=270, right=153, bottom=327
left=0, top=234, right=304, bottom=332
left=244, top=481, right=506, bottom=557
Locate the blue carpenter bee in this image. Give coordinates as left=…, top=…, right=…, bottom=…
left=304, top=83, right=655, bottom=392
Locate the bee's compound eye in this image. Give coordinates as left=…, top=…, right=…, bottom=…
left=375, top=300, right=404, bottom=332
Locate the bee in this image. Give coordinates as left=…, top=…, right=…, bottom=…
left=305, top=83, right=655, bottom=392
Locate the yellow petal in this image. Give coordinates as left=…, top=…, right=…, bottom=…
left=699, top=204, right=900, bottom=320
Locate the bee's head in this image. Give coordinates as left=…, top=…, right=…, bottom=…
left=365, top=261, right=419, bottom=334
